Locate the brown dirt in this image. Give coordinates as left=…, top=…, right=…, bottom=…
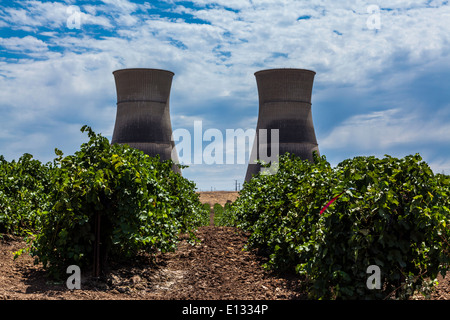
left=0, top=227, right=305, bottom=300
left=0, top=191, right=448, bottom=300
left=197, top=191, right=239, bottom=208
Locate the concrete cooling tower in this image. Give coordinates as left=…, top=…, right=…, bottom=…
left=245, top=68, right=320, bottom=182
left=111, top=68, right=180, bottom=173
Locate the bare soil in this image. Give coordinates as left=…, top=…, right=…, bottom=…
left=0, top=192, right=448, bottom=300
left=198, top=191, right=239, bottom=208
left=0, top=227, right=305, bottom=300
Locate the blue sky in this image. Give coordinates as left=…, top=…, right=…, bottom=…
left=0, top=0, right=449, bottom=191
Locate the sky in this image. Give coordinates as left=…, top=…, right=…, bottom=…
left=0, top=0, right=449, bottom=191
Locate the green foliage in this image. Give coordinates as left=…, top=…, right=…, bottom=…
left=214, top=202, right=233, bottom=226
left=0, top=154, right=53, bottom=235
left=213, top=203, right=223, bottom=226
left=223, top=153, right=450, bottom=299
left=202, top=203, right=211, bottom=211
left=1, top=126, right=209, bottom=278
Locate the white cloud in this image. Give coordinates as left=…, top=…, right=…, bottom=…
left=429, top=158, right=450, bottom=175
left=182, top=163, right=247, bottom=190
left=0, top=35, right=48, bottom=52
left=1, top=0, right=450, bottom=189
left=320, top=108, right=450, bottom=150
left=172, top=114, right=210, bottom=129
left=155, top=1, right=450, bottom=91
left=0, top=1, right=114, bottom=31
left=101, top=0, right=138, bottom=13
left=182, top=0, right=253, bottom=10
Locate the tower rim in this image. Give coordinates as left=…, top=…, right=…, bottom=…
left=113, top=68, right=175, bottom=76
left=254, top=68, right=316, bottom=76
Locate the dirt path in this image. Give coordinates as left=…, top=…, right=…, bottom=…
left=1, top=227, right=449, bottom=300
left=153, top=226, right=305, bottom=299
left=0, top=192, right=448, bottom=300
left=0, top=227, right=305, bottom=300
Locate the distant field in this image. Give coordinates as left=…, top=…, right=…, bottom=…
left=197, top=191, right=239, bottom=207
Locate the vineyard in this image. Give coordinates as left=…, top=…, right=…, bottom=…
left=1, top=126, right=210, bottom=278
left=219, top=153, right=450, bottom=299
left=0, top=127, right=449, bottom=300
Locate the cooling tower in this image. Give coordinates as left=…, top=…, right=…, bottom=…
left=111, top=68, right=180, bottom=173
left=245, top=68, right=319, bottom=182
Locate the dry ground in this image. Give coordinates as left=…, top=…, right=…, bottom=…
left=198, top=191, right=239, bottom=207
left=0, top=227, right=306, bottom=300
left=0, top=192, right=448, bottom=300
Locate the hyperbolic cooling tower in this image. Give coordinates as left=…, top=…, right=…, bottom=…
left=111, top=68, right=180, bottom=172
left=245, top=68, right=320, bottom=182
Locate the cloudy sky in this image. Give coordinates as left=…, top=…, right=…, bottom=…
left=0, top=0, right=449, bottom=191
